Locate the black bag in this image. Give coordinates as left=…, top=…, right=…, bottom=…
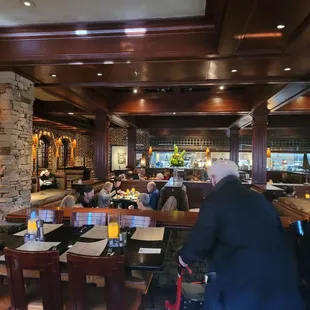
left=181, top=283, right=204, bottom=309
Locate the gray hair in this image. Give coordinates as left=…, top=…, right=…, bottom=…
left=208, top=160, right=239, bottom=183
left=137, top=193, right=150, bottom=207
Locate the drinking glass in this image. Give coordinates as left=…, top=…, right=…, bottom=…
left=108, top=214, right=120, bottom=239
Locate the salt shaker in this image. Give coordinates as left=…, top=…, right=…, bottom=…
left=36, top=220, right=45, bottom=241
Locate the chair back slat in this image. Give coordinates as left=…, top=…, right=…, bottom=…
left=70, top=212, right=107, bottom=227
left=38, top=209, right=64, bottom=224
left=67, top=253, right=126, bottom=310
left=121, top=214, right=156, bottom=228
left=4, top=248, right=63, bottom=310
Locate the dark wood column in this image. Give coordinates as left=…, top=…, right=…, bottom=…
left=127, top=128, right=136, bottom=169
left=252, top=107, right=269, bottom=184
left=229, top=128, right=239, bottom=164
left=95, top=113, right=109, bottom=180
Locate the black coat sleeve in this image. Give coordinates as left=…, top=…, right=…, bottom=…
left=179, top=201, right=216, bottom=264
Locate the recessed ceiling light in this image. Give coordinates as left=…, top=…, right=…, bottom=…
left=231, top=69, right=237, bottom=73
left=133, top=88, right=138, bottom=94
left=173, top=112, right=176, bottom=115
left=69, top=62, right=83, bottom=65
left=97, top=73, right=103, bottom=76
left=23, top=1, right=34, bottom=7
left=219, top=85, right=225, bottom=90
left=284, top=67, right=291, bottom=71
left=68, top=112, right=74, bottom=115
left=277, top=24, right=285, bottom=29
left=103, top=61, right=114, bottom=65
left=126, top=60, right=131, bottom=64
left=75, top=29, right=88, bottom=36
left=124, top=28, right=147, bottom=36
left=50, top=74, right=57, bottom=78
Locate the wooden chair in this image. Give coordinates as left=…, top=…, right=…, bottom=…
left=121, top=215, right=156, bottom=298
left=67, top=253, right=141, bottom=310
left=4, top=248, right=63, bottom=310
left=38, top=209, right=64, bottom=224
left=121, top=214, right=156, bottom=228
left=70, top=211, right=107, bottom=227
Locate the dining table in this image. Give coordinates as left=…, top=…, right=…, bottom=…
left=112, top=193, right=139, bottom=209
left=0, top=224, right=171, bottom=281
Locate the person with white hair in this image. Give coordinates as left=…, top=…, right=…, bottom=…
left=179, top=160, right=304, bottom=310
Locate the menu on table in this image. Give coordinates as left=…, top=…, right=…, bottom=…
left=60, top=239, right=108, bottom=263
left=14, top=224, right=63, bottom=236
left=81, top=225, right=108, bottom=239
left=131, top=227, right=165, bottom=241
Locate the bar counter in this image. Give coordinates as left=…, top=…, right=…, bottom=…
left=5, top=207, right=305, bottom=229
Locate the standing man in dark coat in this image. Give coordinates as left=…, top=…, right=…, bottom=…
left=179, top=160, right=305, bottom=310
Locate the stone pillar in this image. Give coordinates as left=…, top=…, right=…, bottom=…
left=95, top=114, right=109, bottom=180
left=0, top=72, right=34, bottom=215
left=252, top=107, right=269, bottom=184
left=229, top=128, right=239, bottom=164
left=127, top=128, right=136, bottom=169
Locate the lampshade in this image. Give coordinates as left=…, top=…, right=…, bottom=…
left=72, top=139, right=77, bottom=149
left=148, top=146, right=153, bottom=156
left=302, top=154, right=309, bottom=170
left=206, top=147, right=210, bottom=156
left=32, top=134, right=39, bottom=147
left=140, top=157, right=146, bottom=167
left=266, top=148, right=271, bottom=158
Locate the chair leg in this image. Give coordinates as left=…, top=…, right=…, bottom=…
left=139, top=294, right=146, bottom=310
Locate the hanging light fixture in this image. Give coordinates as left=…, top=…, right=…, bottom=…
left=266, top=148, right=271, bottom=158
left=148, top=146, right=153, bottom=156
left=205, top=147, right=210, bottom=156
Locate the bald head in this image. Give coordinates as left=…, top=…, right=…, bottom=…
left=208, top=160, right=239, bottom=186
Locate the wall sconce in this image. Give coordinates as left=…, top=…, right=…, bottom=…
left=140, top=156, right=146, bottom=167
left=71, top=139, right=77, bottom=162
left=205, top=147, right=210, bottom=156
left=32, top=134, right=39, bottom=160
left=148, top=146, right=153, bottom=156
left=266, top=148, right=271, bottom=158
left=55, top=138, right=62, bottom=158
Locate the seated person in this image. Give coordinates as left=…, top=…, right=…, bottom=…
left=98, top=182, right=114, bottom=208
left=281, top=172, right=295, bottom=184
left=60, top=195, right=77, bottom=208
left=118, top=174, right=127, bottom=181
left=39, top=169, right=57, bottom=191
left=129, top=193, right=152, bottom=210
left=138, top=168, right=147, bottom=180
left=76, top=185, right=96, bottom=208
left=131, top=168, right=140, bottom=180
left=156, top=173, right=164, bottom=180
left=163, top=169, right=171, bottom=180
left=147, top=181, right=159, bottom=210
left=112, top=177, right=125, bottom=196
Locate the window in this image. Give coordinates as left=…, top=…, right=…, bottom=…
left=37, top=136, right=49, bottom=169
left=59, top=139, right=69, bottom=168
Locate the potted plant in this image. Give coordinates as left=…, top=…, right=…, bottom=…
left=170, top=144, right=185, bottom=182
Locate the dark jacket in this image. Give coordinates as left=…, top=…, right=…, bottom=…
left=180, top=176, right=305, bottom=310
left=149, top=188, right=159, bottom=210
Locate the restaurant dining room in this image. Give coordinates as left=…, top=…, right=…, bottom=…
left=1, top=0, right=310, bottom=309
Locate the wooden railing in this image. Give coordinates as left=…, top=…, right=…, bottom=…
left=6, top=207, right=305, bottom=229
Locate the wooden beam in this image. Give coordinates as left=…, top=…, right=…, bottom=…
left=0, top=18, right=216, bottom=64
left=33, top=77, right=310, bottom=88
left=229, top=83, right=310, bottom=128
left=131, top=115, right=239, bottom=129
left=110, top=93, right=252, bottom=115
left=218, top=0, right=257, bottom=54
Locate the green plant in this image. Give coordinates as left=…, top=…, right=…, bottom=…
left=170, top=144, right=185, bottom=167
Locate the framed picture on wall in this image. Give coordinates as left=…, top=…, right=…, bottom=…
left=111, top=146, right=128, bottom=171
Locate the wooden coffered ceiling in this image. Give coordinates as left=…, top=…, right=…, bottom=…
left=1, top=0, right=310, bottom=134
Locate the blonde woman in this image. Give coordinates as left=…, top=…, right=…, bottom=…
left=98, top=182, right=114, bottom=208
left=60, top=195, right=76, bottom=208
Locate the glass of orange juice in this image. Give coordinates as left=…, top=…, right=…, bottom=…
left=108, top=214, right=120, bottom=239
left=27, top=209, right=39, bottom=235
